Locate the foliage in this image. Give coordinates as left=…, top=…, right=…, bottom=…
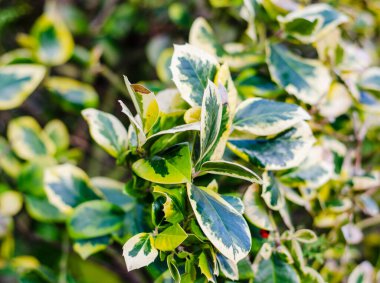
left=1, top=0, right=380, bottom=282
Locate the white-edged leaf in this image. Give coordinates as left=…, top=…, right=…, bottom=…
left=234, top=98, right=310, bottom=136
left=122, top=233, right=158, bottom=271
left=255, top=254, right=300, bottom=283
left=267, top=43, right=332, bottom=105
left=187, top=183, right=251, bottom=262
left=216, top=253, right=239, bottom=281
left=293, top=229, right=318, bottom=243
left=262, top=171, right=284, bottom=210
left=348, top=261, right=374, bottom=283
left=170, top=43, right=219, bottom=106
left=0, top=64, right=46, bottom=110
left=73, top=235, right=111, bottom=260
left=82, top=108, right=128, bottom=158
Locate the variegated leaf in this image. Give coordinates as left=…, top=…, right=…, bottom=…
left=293, top=229, right=318, bottom=243
left=45, top=77, right=98, bottom=112
left=228, top=121, right=315, bottom=170
left=7, top=116, right=56, bottom=160
left=170, top=43, right=219, bottom=106
left=91, top=177, right=134, bottom=212
left=301, top=267, right=325, bottom=283
left=153, top=185, right=185, bottom=224
left=154, top=223, right=188, bottom=251
left=198, top=251, right=217, bottom=283
left=0, top=137, right=22, bottom=178
left=31, top=12, right=74, bottom=65
left=279, top=3, right=348, bottom=43
left=199, top=160, right=261, bottom=183
left=243, top=184, right=274, bottom=231
left=319, top=82, right=352, bottom=120
left=262, top=172, right=284, bottom=210
left=132, top=143, right=191, bottom=184
left=122, top=233, right=158, bottom=271
left=233, top=98, right=310, bottom=136
left=221, top=195, right=244, bottom=214
left=73, top=235, right=111, bottom=260
left=82, top=109, right=128, bottom=158
left=359, top=67, right=380, bottom=94
left=124, top=77, right=160, bottom=133
left=267, top=44, right=332, bottom=105
left=119, top=100, right=147, bottom=146
left=44, top=164, right=98, bottom=214
left=0, top=64, right=46, bottom=110
left=25, top=195, right=66, bottom=223
left=68, top=200, right=124, bottom=239
left=216, top=253, right=239, bottom=281
left=187, top=183, right=251, bottom=262
left=44, top=119, right=70, bottom=152
left=348, top=261, right=374, bottom=283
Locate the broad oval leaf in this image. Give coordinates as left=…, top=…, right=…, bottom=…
left=267, top=44, right=332, bottom=105
left=0, top=64, right=46, bottom=110
left=187, top=183, right=251, bottom=262
left=7, top=116, right=56, bottom=160
left=68, top=200, right=124, bottom=239
left=82, top=108, right=128, bottom=158
left=243, top=184, right=274, bottom=231
left=122, top=233, right=158, bottom=271
left=216, top=253, right=239, bottom=281
left=0, top=137, right=22, bottom=178
left=319, top=82, right=352, bottom=120
left=228, top=121, right=315, bottom=170
left=44, top=119, right=70, bottom=152
left=170, top=43, right=219, bottom=106
left=293, top=229, right=318, bottom=243
left=262, top=172, right=284, bottom=211
left=44, top=164, right=98, bottom=214
left=255, top=254, right=300, bottom=283
left=222, top=195, right=245, bottom=214
left=347, top=261, right=374, bottom=283
left=45, top=77, right=98, bottom=112
left=154, top=223, right=188, bottom=251
left=279, top=3, right=348, bottom=43
left=31, top=13, right=74, bottom=65
left=132, top=143, right=192, bottom=184
left=200, top=160, right=261, bottom=183
left=25, top=195, right=66, bottom=223
left=233, top=98, right=310, bottom=136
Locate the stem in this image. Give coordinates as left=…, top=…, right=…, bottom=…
left=58, top=233, right=70, bottom=283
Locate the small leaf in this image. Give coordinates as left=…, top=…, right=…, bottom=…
left=7, top=116, right=56, bottom=160
left=73, top=236, right=111, bottom=260
left=243, top=184, right=273, bottom=231
left=31, top=12, right=74, bottom=65
left=119, top=100, right=147, bottom=147
left=228, top=121, right=315, bottom=170
left=68, top=200, right=124, bottom=239
left=25, top=195, right=66, bottom=223
left=187, top=183, right=251, bottom=262
left=82, top=108, right=128, bottom=158
left=170, top=43, right=219, bottom=106
left=233, top=98, right=310, bottom=136
left=45, top=77, right=98, bottom=112
left=216, top=253, right=239, bottom=281
left=267, top=43, right=332, bottom=105
left=44, top=119, right=70, bottom=152
left=347, top=261, right=374, bottom=283
left=198, top=251, right=216, bottom=283
left=0, top=64, right=46, bottom=110
left=153, top=185, right=185, bottom=224
left=293, top=229, right=318, bottom=243
left=44, top=164, right=98, bottom=214
left=122, top=233, right=158, bottom=271
left=199, top=160, right=261, bottom=183
left=0, top=137, right=22, bottom=178
left=0, top=191, right=23, bottom=217
left=261, top=171, right=284, bottom=211
left=154, top=223, right=188, bottom=251
left=132, top=143, right=192, bottom=184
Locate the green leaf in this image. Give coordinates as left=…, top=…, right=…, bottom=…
left=73, top=235, right=111, bottom=260
left=25, top=195, right=66, bottom=223
left=267, top=44, right=332, bottom=105
left=45, top=77, right=99, bottom=112
left=279, top=3, right=348, bottom=43
left=199, top=160, right=261, bottom=183
left=153, top=185, right=185, bottom=224
left=44, top=119, right=70, bottom=152
left=243, top=184, right=273, bottom=231
left=187, top=183, right=251, bottom=262
left=262, top=171, right=284, bottom=210
left=170, top=43, right=219, bottom=106
left=68, top=200, right=124, bottom=239
left=228, top=121, right=315, bottom=170
left=233, top=98, right=310, bottom=136
left=0, top=64, right=46, bottom=110
left=123, top=78, right=160, bottom=133
left=7, top=116, right=56, bottom=160
left=254, top=254, right=300, bottom=283
left=0, top=137, right=22, bottom=178
left=154, top=223, right=188, bottom=251
left=301, top=267, right=325, bottom=283
left=82, top=108, right=128, bottom=158
left=31, top=12, right=74, bottom=65
left=44, top=164, right=98, bottom=214
left=132, top=143, right=192, bottom=184
left=216, top=253, right=239, bottom=281
left=198, top=251, right=216, bottom=283
left=91, top=177, right=134, bottom=212
left=292, top=229, right=318, bottom=243
left=122, top=232, right=158, bottom=271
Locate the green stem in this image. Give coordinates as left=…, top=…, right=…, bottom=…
left=58, top=232, right=70, bottom=283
